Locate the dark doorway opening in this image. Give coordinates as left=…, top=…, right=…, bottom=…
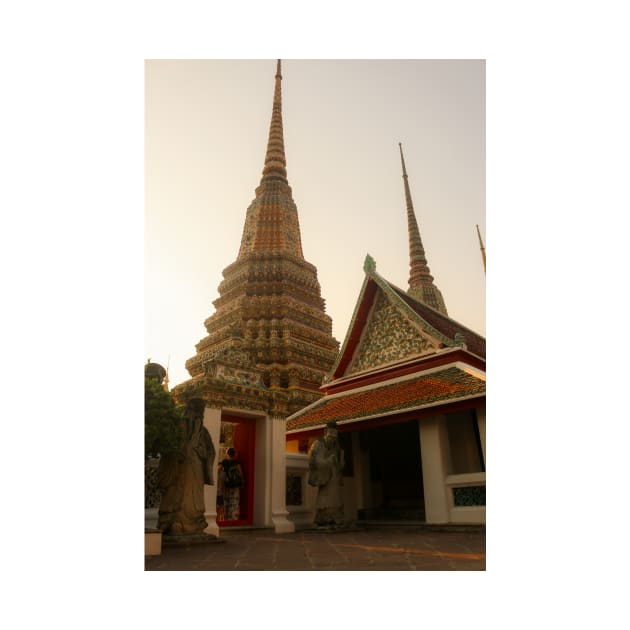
left=217, top=415, right=256, bottom=527
left=359, top=420, right=425, bottom=521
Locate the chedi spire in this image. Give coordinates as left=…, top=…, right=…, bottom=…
left=261, top=59, right=287, bottom=183
left=237, top=59, right=304, bottom=260
left=399, top=142, right=448, bottom=315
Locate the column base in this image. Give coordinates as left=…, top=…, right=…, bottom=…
left=272, top=511, right=296, bottom=534
left=204, top=513, right=219, bottom=537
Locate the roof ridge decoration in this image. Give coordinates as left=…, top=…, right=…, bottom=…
left=398, top=142, right=448, bottom=315
left=363, top=253, right=376, bottom=274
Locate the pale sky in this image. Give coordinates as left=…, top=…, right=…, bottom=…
left=145, top=59, right=485, bottom=388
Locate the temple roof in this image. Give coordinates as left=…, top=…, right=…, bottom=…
left=329, top=256, right=485, bottom=380
left=389, top=284, right=486, bottom=360
left=286, top=365, right=485, bottom=433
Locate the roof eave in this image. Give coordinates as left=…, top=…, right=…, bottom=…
left=286, top=391, right=486, bottom=435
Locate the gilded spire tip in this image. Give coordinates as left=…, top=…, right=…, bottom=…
left=399, top=142, right=407, bottom=177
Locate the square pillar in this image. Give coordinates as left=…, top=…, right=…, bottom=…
left=203, top=406, right=222, bottom=537
left=270, top=415, right=295, bottom=533
left=419, top=416, right=451, bottom=524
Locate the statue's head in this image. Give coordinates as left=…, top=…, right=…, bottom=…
left=145, top=362, right=166, bottom=384
left=324, top=421, right=339, bottom=444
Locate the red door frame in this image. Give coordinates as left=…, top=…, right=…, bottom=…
left=217, top=414, right=256, bottom=527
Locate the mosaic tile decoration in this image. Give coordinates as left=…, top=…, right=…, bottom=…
left=349, top=291, right=438, bottom=374
left=452, top=485, right=486, bottom=506
left=145, top=458, right=162, bottom=509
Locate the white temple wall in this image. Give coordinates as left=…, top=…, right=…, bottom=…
left=286, top=453, right=316, bottom=529
left=419, top=412, right=486, bottom=525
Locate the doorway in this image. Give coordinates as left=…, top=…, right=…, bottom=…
left=359, top=420, right=425, bottom=520
left=217, top=415, right=256, bottom=527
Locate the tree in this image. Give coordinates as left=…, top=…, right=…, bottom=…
left=144, top=377, right=185, bottom=459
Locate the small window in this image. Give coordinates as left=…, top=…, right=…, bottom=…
left=286, top=473, right=303, bottom=506
left=446, top=411, right=484, bottom=474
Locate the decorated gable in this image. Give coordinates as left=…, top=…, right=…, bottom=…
left=347, top=289, right=440, bottom=375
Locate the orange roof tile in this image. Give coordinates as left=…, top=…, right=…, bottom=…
left=287, top=366, right=485, bottom=432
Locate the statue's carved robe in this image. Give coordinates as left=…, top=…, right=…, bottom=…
left=308, top=438, right=344, bottom=526
left=157, top=424, right=215, bottom=535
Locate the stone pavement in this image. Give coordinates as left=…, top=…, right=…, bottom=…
left=145, top=525, right=485, bottom=571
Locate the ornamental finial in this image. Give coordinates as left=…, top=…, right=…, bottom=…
left=363, top=253, right=376, bottom=273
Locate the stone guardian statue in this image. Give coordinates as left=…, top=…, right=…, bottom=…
left=157, top=398, right=216, bottom=535
left=308, top=421, right=345, bottom=528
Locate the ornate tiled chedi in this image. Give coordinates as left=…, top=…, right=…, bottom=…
left=349, top=291, right=439, bottom=374
left=174, top=62, right=339, bottom=415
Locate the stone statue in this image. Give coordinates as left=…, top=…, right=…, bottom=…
left=157, top=398, right=216, bottom=535
left=308, top=421, right=345, bottom=528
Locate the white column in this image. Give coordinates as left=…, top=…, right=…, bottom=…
left=419, top=416, right=451, bottom=524
left=203, top=406, right=222, bottom=537
left=475, top=406, right=486, bottom=465
left=270, top=415, right=295, bottom=533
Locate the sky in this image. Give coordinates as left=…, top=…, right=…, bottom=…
left=145, top=59, right=485, bottom=387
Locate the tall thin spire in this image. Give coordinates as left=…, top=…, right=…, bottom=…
left=261, top=59, right=287, bottom=183
left=398, top=142, right=448, bottom=315
left=236, top=60, right=304, bottom=259
left=476, top=224, right=486, bottom=274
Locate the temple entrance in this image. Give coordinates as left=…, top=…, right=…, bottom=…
left=359, top=420, right=425, bottom=521
left=217, top=415, right=256, bottom=527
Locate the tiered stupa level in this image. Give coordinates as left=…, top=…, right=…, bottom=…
left=399, top=143, right=448, bottom=315
left=183, top=61, right=339, bottom=414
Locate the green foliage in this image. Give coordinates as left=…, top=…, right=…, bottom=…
left=144, top=377, right=185, bottom=459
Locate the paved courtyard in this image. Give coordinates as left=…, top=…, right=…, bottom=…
left=145, top=526, right=485, bottom=571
